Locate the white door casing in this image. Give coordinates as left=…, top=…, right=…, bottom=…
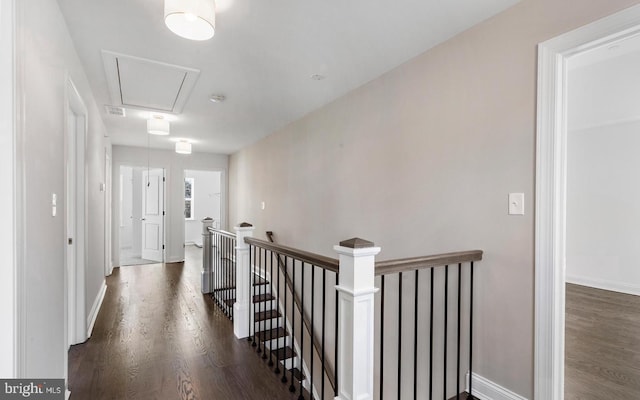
left=105, top=151, right=112, bottom=276
left=535, top=4, right=640, bottom=400
left=141, top=168, right=164, bottom=262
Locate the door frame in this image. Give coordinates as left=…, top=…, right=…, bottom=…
left=105, top=150, right=112, bottom=276
left=535, top=4, right=640, bottom=399
left=65, top=77, right=88, bottom=348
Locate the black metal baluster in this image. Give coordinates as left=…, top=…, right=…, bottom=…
left=321, top=269, right=326, bottom=399
left=429, top=268, right=434, bottom=400
left=224, top=236, right=228, bottom=316
left=269, top=251, right=275, bottom=367
left=274, top=252, right=282, bottom=375
left=310, top=265, right=315, bottom=400
left=469, top=262, right=474, bottom=399
left=414, top=270, right=419, bottom=400
left=444, top=265, right=448, bottom=400
left=290, top=259, right=296, bottom=392
left=456, top=263, right=462, bottom=399
left=252, top=245, right=257, bottom=347
left=398, top=272, right=403, bottom=400
left=260, top=249, right=269, bottom=360
left=299, top=261, right=305, bottom=400
left=334, top=274, right=339, bottom=397
left=282, top=255, right=289, bottom=384
left=380, top=275, right=385, bottom=400
left=248, top=244, right=253, bottom=343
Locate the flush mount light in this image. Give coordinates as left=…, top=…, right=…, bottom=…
left=165, top=0, right=215, bottom=41
left=310, top=74, right=326, bottom=81
left=175, top=140, right=192, bottom=154
left=147, top=115, right=170, bottom=135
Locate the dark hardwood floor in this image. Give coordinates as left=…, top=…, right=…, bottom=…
left=69, top=246, right=305, bottom=400
left=565, top=283, right=640, bottom=399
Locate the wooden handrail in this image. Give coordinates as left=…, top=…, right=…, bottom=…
left=375, top=250, right=483, bottom=276
left=244, top=237, right=339, bottom=274
left=207, top=227, right=237, bottom=240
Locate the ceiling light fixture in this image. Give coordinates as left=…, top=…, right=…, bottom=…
left=165, top=0, right=215, bottom=41
left=147, top=115, right=170, bottom=135
left=175, top=140, right=192, bottom=154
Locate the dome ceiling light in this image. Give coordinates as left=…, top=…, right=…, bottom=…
left=165, top=0, right=216, bottom=41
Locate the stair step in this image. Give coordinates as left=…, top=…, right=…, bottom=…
left=254, top=309, right=281, bottom=322
left=256, top=327, right=287, bottom=342
left=212, top=276, right=268, bottom=292
left=288, top=367, right=305, bottom=382
left=273, top=346, right=296, bottom=360
left=253, top=293, right=275, bottom=303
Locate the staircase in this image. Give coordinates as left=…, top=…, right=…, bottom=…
left=215, top=269, right=310, bottom=397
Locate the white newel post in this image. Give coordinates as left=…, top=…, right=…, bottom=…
left=234, top=222, right=254, bottom=339
left=201, top=217, right=214, bottom=294
left=334, top=238, right=381, bottom=400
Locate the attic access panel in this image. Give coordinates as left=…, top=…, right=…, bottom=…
left=102, top=50, right=200, bottom=114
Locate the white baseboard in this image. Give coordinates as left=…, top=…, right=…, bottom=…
left=86, top=280, right=107, bottom=338
left=466, top=372, right=528, bottom=400
left=566, top=275, right=640, bottom=297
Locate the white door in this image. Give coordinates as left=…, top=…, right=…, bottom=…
left=141, top=168, right=164, bottom=262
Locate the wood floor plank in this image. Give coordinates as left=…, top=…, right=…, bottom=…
left=69, top=246, right=306, bottom=400
left=565, top=283, right=640, bottom=400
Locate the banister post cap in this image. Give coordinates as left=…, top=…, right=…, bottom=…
left=339, top=238, right=375, bottom=248
left=202, top=217, right=213, bottom=222
left=239, top=222, right=253, bottom=227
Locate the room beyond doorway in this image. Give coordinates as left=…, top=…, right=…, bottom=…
left=184, top=169, right=222, bottom=247
left=119, top=165, right=166, bottom=266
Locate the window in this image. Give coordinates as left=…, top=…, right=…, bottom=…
left=184, top=178, right=194, bottom=220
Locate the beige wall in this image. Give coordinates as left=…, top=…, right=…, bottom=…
left=229, top=0, right=640, bottom=397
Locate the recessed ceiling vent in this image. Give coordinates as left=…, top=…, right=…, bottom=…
left=105, top=105, right=126, bottom=117
left=101, top=50, right=200, bottom=114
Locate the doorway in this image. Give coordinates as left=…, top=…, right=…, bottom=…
left=184, top=169, right=222, bottom=247
left=118, top=165, right=165, bottom=266
left=534, top=4, right=640, bottom=399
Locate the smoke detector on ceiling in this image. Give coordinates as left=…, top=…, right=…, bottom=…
left=105, top=105, right=126, bottom=117
left=209, top=94, right=226, bottom=103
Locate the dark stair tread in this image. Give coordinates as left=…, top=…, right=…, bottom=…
left=288, top=368, right=305, bottom=382
left=448, top=393, right=478, bottom=400
left=256, top=327, right=287, bottom=342
left=273, top=346, right=296, bottom=360
left=253, top=293, right=275, bottom=303
left=223, top=298, right=235, bottom=307
left=254, top=309, right=281, bottom=322
left=212, top=275, right=268, bottom=292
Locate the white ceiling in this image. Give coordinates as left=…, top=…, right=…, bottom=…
left=568, top=34, right=640, bottom=131
left=57, top=0, right=519, bottom=154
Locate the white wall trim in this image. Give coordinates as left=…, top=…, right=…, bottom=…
left=535, top=4, right=640, bottom=400
left=566, top=275, right=640, bottom=297
left=86, top=280, right=107, bottom=338
left=467, top=373, right=528, bottom=400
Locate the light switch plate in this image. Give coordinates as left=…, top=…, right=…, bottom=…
left=509, top=193, right=525, bottom=215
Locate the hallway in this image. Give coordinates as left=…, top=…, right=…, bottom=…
left=68, top=246, right=303, bottom=399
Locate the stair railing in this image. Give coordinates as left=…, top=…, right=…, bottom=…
left=200, top=217, right=237, bottom=319
left=375, top=250, right=483, bottom=400
left=209, top=219, right=484, bottom=400
left=265, top=231, right=337, bottom=396
left=244, top=235, right=340, bottom=400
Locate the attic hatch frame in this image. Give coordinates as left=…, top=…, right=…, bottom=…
left=535, top=4, right=640, bottom=400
